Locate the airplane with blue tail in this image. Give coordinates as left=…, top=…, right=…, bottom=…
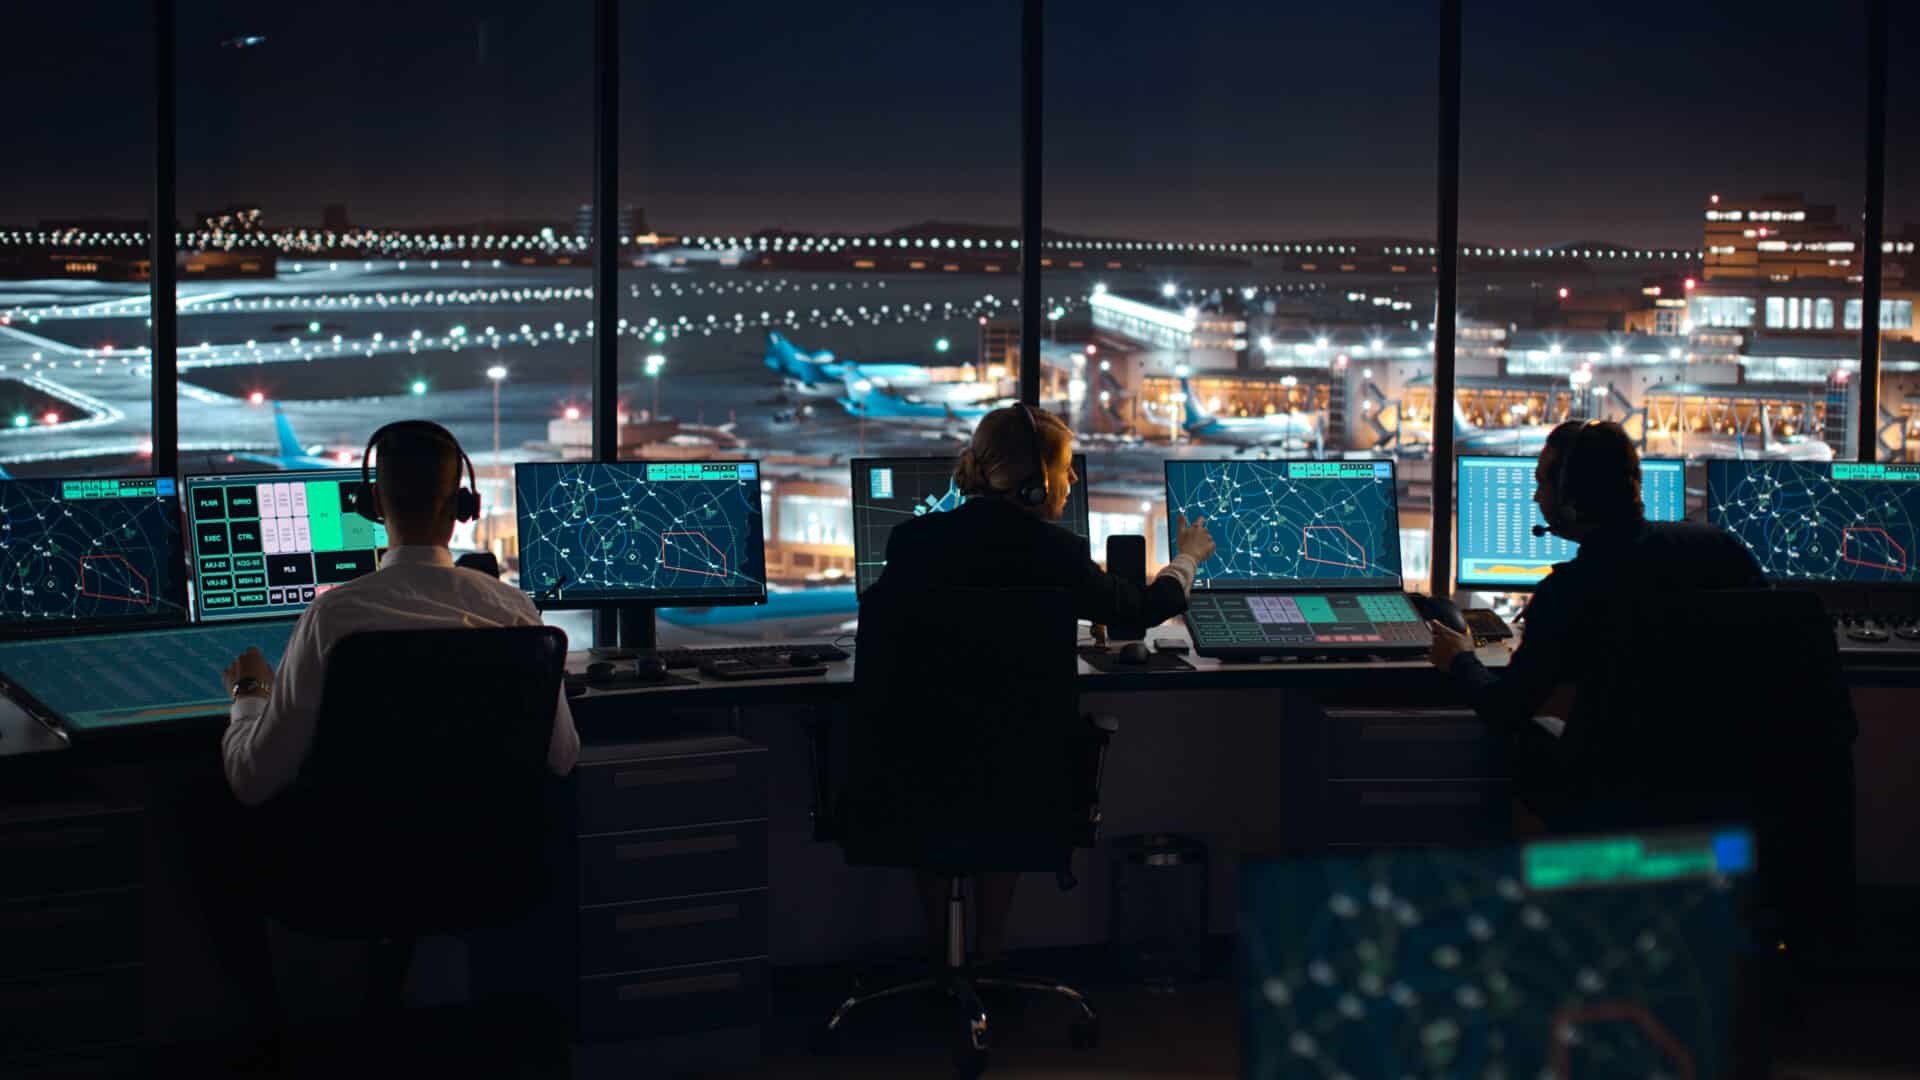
left=232, top=402, right=360, bottom=471
left=765, top=332, right=933, bottom=397
left=1178, top=376, right=1320, bottom=450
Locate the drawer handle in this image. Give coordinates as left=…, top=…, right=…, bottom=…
left=615, top=903, right=740, bottom=932
left=614, top=835, right=741, bottom=861
left=0, top=904, right=106, bottom=931
left=616, top=971, right=742, bottom=1000
left=1360, top=722, right=1482, bottom=742
left=615, top=764, right=738, bottom=788
left=1359, top=791, right=1487, bottom=807
left=0, top=827, right=111, bottom=853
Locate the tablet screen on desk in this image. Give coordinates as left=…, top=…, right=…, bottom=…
left=0, top=621, right=295, bottom=733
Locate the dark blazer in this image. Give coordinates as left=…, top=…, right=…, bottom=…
left=875, top=496, right=1188, bottom=629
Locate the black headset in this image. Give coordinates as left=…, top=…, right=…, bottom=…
left=1012, top=404, right=1050, bottom=508
left=1547, top=420, right=1595, bottom=530
left=352, top=419, right=481, bottom=524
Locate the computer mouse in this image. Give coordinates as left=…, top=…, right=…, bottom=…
left=1116, top=641, right=1152, bottom=665
left=634, top=655, right=670, bottom=681
left=585, top=661, right=616, bottom=682
left=1411, top=594, right=1469, bottom=635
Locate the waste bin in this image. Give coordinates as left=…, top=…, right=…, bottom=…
left=1107, top=833, right=1210, bottom=990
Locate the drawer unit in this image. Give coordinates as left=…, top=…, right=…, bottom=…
left=578, top=958, right=768, bottom=1042
left=0, top=888, right=143, bottom=981
left=572, top=735, right=769, bottom=1054
left=0, top=965, right=143, bottom=1060
left=1321, top=779, right=1511, bottom=845
left=579, top=820, right=768, bottom=906
left=578, top=742, right=769, bottom=834
left=1324, top=709, right=1506, bottom=781
left=579, top=888, right=769, bottom=977
left=0, top=808, right=143, bottom=902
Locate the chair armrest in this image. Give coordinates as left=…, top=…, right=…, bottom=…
left=1085, top=713, right=1120, bottom=736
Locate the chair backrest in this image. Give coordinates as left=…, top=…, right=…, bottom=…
left=281, top=626, right=567, bottom=936
left=841, top=586, right=1081, bottom=871
left=1567, top=587, right=1855, bottom=940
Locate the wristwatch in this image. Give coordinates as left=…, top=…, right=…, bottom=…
left=230, top=676, right=269, bottom=700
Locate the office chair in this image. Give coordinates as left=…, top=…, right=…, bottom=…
left=263, top=627, right=569, bottom=1021
left=1531, top=587, right=1856, bottom=952
left=815, top=586, right=1111, bottom=1076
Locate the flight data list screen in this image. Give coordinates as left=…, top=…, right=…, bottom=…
left=851, top=455, right=1090, bottom=595
left=1165, top=460, right=1402, bottom=590
left=0, top=476, right=188, bottom=632
left=1457, top=456, right=1685, bottom=588
left=515, top=461, right=768, bottom=607
left=1185, top=591, right=1426, bottom=650
left=1708, top=460, right=1920, bottom=584
left=186, top=472, right=387, bottom=622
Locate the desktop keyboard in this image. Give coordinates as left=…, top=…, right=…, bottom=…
left=653, top=643, right=848, bottom=669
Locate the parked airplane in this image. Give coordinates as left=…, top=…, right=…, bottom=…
left=764, top=332, right=934, bottom=397
left=656, top=584, right=858, bottom=639
left=837, top=376, right=997, bottom=433
left=1178, top=376, right=1320, bottom=450
left=228, top=403, right=361, bottom=471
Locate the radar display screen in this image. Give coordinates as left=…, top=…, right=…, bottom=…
left=851, top=454, right=1090, bottom=595
left=1165, top=459, right=1402, bottom=590
left=0, top=476, right=188, bottom=634
left=1707, top=460, right=1920, bottom=584
left=1243, top=828, right=1756, bottom=1079
left=1457, top=456, right=1685, bottom=589
left=0, top=619, right=296, bottom=733
left=515, top=461, right=768, bottom=608
left=184, top=470, right=388, bottom=623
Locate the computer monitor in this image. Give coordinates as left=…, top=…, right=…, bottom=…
left=850, top=454, right=1091, bottom=595
left=1242, top=827, right=1757, bottom=1078
left=515, top=460, right=768, bottom=608
left=1457, top=454, right=1686, bottom=590
left=184, top=470, right=388, bottom=623
left=1707, top=459, right=1920, bottom=584
left=0, top=475, right=189, bottom=635
left=1163, top=459, right=1402, bottom=590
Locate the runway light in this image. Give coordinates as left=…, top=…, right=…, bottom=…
left=486, top=365, right=509, bottom=381
left=1161, top=282, right=1178, bottom=299
left=410, top=380, right=428, bottom=395
left=248, top=391, right=265, bottom=405
left=564, top=406, right=581, bottom=421
left=934, top=337, right=951, bottom=353
left=307, top=321, right=320, bottom=333
left=1684, top=277, right=1697, bottom=291
left=11, top=414, right=27, bottom=428
left=1558, top=287, right=1570, bottom=300
left=335, top=450, right=353, bottom=464
left=43, top=412, right=59, bottom=425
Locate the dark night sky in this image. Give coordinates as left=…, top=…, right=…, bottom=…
left=4, top=1, right=1913, bottom=249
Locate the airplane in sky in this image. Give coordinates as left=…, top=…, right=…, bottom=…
left=765, top=332, right=937, bottom=398
left=1177, top=376, right=1321, bottom=450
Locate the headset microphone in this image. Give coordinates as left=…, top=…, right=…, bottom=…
left=1532, top=524, right=1551, bottom=538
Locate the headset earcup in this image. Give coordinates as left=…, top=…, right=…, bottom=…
left=457, top=488, right=481, bottom=523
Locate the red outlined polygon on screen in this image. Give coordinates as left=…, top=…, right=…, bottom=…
left=1302, top=525, right=1367, bottom=570
left=1549, top=1002, right=1695, bottom=1080
left=78, top=554, right=151, bottom=603
left=1840, top=527, right=1908, bottom=573
left=660, top=531, right=728, bottom=578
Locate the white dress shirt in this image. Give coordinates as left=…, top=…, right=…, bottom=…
left=223, top=545, right=581, bottom=806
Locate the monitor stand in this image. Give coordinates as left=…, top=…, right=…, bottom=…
left=589, top=607, right=658, bottom=659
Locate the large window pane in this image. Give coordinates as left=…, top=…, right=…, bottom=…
left=174, top=2, right=592, bottom=570
left=1463, top=0, right=1866, bottom=482
left=1046, top=1, right=1439, bottom=581
left=0, top=6, right=153, bottom=478
left=1880, top=6, right=1920, bottom=463
left=619, top=5, right=1019, bottom=639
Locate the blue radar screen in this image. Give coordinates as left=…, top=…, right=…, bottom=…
left=1708, top=461, right=1920, bottom=584
left=1242, top=830, right=1755, bottom=1079
left=0, top=476, right=188, bottom=632
left=515, top=461, right=768, bottom=606
left=1165, top=460, right=1402, bottom=590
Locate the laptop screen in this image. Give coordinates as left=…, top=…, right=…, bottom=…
left=0, top=475, right=189, bottom=636
left=183, top=470, right=387, bottom=623
left=1164, top=459, right=1402, bottom=590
